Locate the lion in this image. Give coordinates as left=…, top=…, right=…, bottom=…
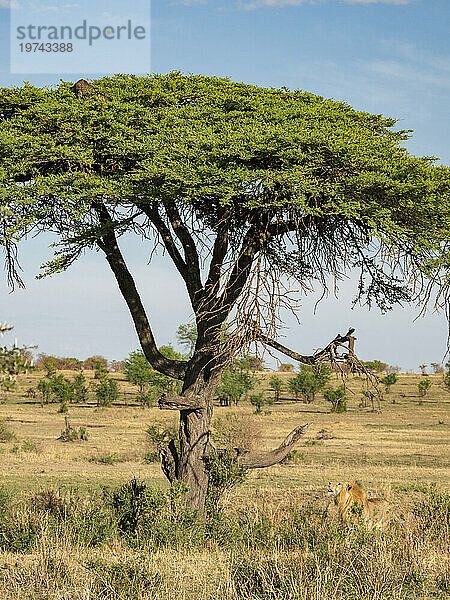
left=327, top=481, right=389, bottom=529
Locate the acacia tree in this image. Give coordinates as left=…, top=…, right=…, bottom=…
left=1, top=74, right=449, bottom=511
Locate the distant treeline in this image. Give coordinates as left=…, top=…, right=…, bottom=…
left=32, top=353, right=123, bottom=372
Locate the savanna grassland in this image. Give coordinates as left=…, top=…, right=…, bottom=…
left=0, top=369, right=448, bottom=600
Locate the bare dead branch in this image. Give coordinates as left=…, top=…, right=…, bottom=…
left=236, top=424, right=310, bottom=468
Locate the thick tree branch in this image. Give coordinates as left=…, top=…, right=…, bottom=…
left=203, top=213, right=230, bottom=299
left=236, top=424, right=310, bottom=468
left=254, top=324, right=357, bottom=366
left=138, top=202, right=203, bottom=308
left=94, top=202, right=187, bottom=380
left=219, top=212, right=272, bottom=314
left=163, top=201, right=202, bottom=289
left=159, top=393, right=206, bottom=411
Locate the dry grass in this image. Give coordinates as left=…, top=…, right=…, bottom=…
left=0, top=369, right=448, bottom=599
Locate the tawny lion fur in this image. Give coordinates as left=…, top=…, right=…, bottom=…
left=327, top=481, right=389, bottom=529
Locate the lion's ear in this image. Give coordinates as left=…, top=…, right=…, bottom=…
left=347, top=484, right=352, bottom=491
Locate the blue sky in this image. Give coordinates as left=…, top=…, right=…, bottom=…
left=0, top=0, right=448, bottom=370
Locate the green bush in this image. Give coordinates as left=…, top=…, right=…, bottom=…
left=94, top=376, right=119, bottom=406
left=324, top=385, right=348, bottom=413
left=288, top=364, right=331, bottom=403
left=249, top=392, right=273, bottom=414
left=418, top=378, right=432, bottom=398
left=381, top=372, right=398, bottom=393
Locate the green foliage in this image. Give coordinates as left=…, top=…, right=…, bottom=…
left=176, top=322, right=197, bottom=358
left=37, top=373, right=75, bottom=405
left=362, top=360, right=388, bottom=373
left=109, top=478, right=165, bottom=536
left=288, top=364, right=331, bottom=403
left=381, top=372, right=398, bottom=393
left=269, top=374, right=283, bottom=402
left=444, top=362, right=450, bottom=391
left=94, top=376, right=119, bottom=407
left=1, top=74, right=447, bottom=321
left=418, top=378, right=432, bottom=398
left=323, top=385, right=348, bottom=413
left=11, top=439, right=37, bottom=453
left=216, top=361, right=255, bottom=406
left=88, top=453, right=122, bottom=465
left=249, top=392, right=273, bottom=415
left=93, top=358, right=109, bottom=380
left=123, top=348, right=182, bottom=403
left=236, top=354, right=265, bottom=372
left=72, top=372, right=88, bottom=403
left=206, top=449, right=248, bottom=511
left=58, top=422, right=88, bottom=442
left=143, top=451, right=160, bottom=464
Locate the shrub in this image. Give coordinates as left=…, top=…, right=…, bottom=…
left=216, top=362, right=255, bottom=406
left=109, top=478, right=166, bottom=536
left=269, top=374, right=283, bottom=402
left=381, top=372, right=398, bottom=393
left=72, top=372, right=88, bottom=403
left=206, top=449, right=247, bottom=512
left=288, top=364, right=331, bottom=403
left=278, top=363, right=294, bottom=372
left=143, top=450, right=160, bottom=464
left=94, top=376, right=119, bottom=406
left=0, top=420, right=15, bottom=442
left=89, top=453, right=121, bottom=465
left=418, top=378, right=432, bottom=398
left=212, top=412, right=260, bottom=451
left=323, top=385, right=347, bottom=413
left=249, top=392, right=273, bottom=414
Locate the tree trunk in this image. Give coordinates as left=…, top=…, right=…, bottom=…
left=178, top=403, right=212, bottom=513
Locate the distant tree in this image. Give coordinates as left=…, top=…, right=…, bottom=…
left=324, top=385, right=347, bottom=413
left=94, top=377, right=119, bottom=407
left=176, top=323, right=197, bottom=358
left=72, top=373, right=88, bottom=403
left=278, top=363, right=294, bottom=373
left=430, top=362, right=443, bottom=374
left=419, top=364, right=428, bottom=376
left=362, top=360, right=388, bottom=374
left=443, top=362, right=450, bottom=392
left=109, top=360, right=123, bottom=372
left=386, top=365, right=401, bottom=374
left=236, top=354, right=265, bottom=372
left=123, top=347, right=184, bottom=406
left=380, top=373, right=398, bottom=394
left=216, top=362, right=254, bottom=406
left=418, top=378, right=432, bottom=399
left=83, top=356, right=108, bottom=371
left=269, top=374, right=283, bottom=402
left=250, top=392, right=273, bottom=415
left=288, top=364, right=331, bottom=403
